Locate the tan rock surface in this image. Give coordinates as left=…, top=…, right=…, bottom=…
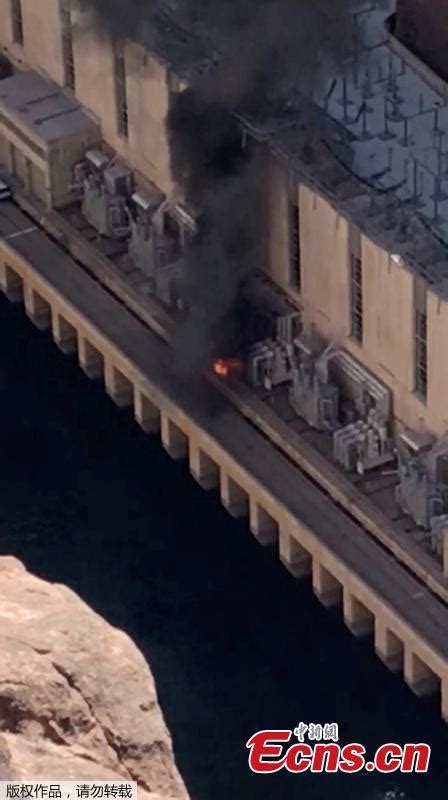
left=0, top=557, right=188, bottom=800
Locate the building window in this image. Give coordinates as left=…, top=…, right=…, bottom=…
left=289, top=199, right=301, bottom=290
left=114, top=44, right=129, bottom=138
left=350, top=254, right=363, bottom=343
left=414, top=277, right=427, bottom=399
left=61, top=2, right=75, bottom=90
left=415, top=309, right=427, bottom=398
left=11, top=0, right=23, bottom=45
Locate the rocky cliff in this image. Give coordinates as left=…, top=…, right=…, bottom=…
left=0, top=557, right=188, bottom=800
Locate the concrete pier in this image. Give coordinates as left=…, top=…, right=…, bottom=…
left=104, top=361, right=134, bottom=408
left=52, top=312, right=77, bottom=354
left=312, top=562, right=342, bottom=608
left=161, top=413, right=188, bottom=460
left=134, top=389, right=160, bottom=433
left=375, top=620, right=404, bottom=672
left=3, top=200, right=448, bottom=722
left=1, top=262, right=23, bottom=302
left=249, top=498, right=278, bottom=546
left=404, top=650, right=440, bottom=697
left=343, top=591, right=375, bottom=637
left=24, top=285, right=51, bottom=330
left=279, top=528, right=312, bottom=577
left=78, top=336, right=104, bottom=380
left=189, top=444, right=219, bottom=490
left=220, top=472, right=249, bottom=518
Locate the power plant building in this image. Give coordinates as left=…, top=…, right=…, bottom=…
left=2, top=0, right=448, bottom=517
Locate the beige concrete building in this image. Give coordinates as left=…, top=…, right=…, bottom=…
left=5, top=0, right=448, bottom=721
left=0, top=0, right=448, bottom=441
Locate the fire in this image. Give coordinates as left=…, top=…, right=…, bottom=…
left=212, top=357, right=243, bottom=378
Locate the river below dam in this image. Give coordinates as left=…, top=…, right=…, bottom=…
left=0, top=294, right=447, bottom=800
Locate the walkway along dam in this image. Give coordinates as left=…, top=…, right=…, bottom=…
left=1, top=199, right=448, bottom=722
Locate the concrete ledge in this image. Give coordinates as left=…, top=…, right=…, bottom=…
left=4, top=198, right=448, bottom=723
left=134, top=390, right=160, bottom=434
left=52, top=313, right=77, bottom=354
left=213, top=375, right=448, bottom=605
left=161, top=413, right=188, bottom=460
left=313, top=562, right=342, bottom=608
left=405, top=650, right=440, bottom=697
left=12, top=179, right=448, bottom=605
left=375, top=621, right=403, bottom=673
left=376, top=648, right=403, bottom=674
left=279, top=529, right=312, bottom=578
left=78, top=337, right=104, bottom=379
left=104, top=363, right=134, bottom=408
left=343, top=592, right=374, bottom=637
left=26, top=309, right=51, bottom=330
left=1, top=263, right=23, bottom=303
left=12, top=185, right=175, bottom=345
left=9, top=157, right=448, bottom=608
left=189, top=444, right=219, bottom=490
left=250, top=499, right=278, bottom=546
left=220, top=473, right=249, bottom=518
left=24, top=286, right=51, bottom=331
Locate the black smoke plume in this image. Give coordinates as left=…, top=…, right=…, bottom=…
left=81, top=0, right=377, bottom=371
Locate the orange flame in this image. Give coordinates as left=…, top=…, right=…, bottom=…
left=212, top=357, right=243, bottom=377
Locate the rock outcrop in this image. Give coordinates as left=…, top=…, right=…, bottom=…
left=0, top=557, right=188, bottom=800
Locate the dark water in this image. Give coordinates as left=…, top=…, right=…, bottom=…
left=0, top=294, right=447, bottom=800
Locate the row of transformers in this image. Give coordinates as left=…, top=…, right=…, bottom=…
left=72, top=150, right=448, bottom=551
left=72, top=149, right=197, bottom=310
left=245, top=311, right=448, bottom=550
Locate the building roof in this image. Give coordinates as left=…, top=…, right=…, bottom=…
left=0, top=70, right=98, bottom=146
left=315, top=2, right=448, bottom=283
left=141, top=2, right=217, bottom=80
left=148, top=1, right=448, bottom=299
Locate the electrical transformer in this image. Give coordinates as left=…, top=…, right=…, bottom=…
left=247, top=340, right=293, bottom=390
left=127, top=192, right=196, bottom=309
left=289, top=358, right=340, bottom=431
left=74, top=150, right=132, bottom=238
left=326, top=349, right=395, bottom=473
left=246, top=311, right=300, bottom=390
left=333, top=408, right=393, bottom=474
left=396, top=430, right=448, bottom=530
left=127, top=189, right=168, bottom=280
left=429, top=514, right=448, bottom=557
left=247, top=324, right=395, bottom=470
